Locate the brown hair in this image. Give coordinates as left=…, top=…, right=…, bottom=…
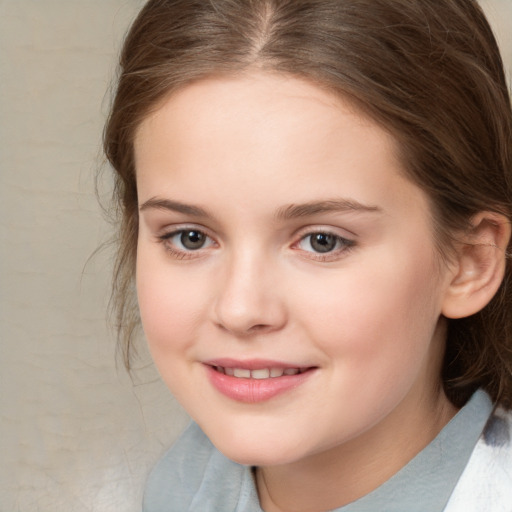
left=103, top=0, right=512, bottom=408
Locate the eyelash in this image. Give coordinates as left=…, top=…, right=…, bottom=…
left=156, top=227, right=356, bottom=262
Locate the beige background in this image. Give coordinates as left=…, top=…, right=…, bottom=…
left=0, top=1, right=510, bottom=511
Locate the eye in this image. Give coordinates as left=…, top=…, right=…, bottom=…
left=177, top=230, right=208, bottom=250
left=159, top=228, right=215, bottom=254
left=298, top=232, right=354, bottom=255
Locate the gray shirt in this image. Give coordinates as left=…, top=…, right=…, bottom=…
left=143, top=390, right=511, bottom=511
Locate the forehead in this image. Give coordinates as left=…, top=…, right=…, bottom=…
left=134, top=72, right=428, bottom=223
left=135, top=73, right=397, bottom=154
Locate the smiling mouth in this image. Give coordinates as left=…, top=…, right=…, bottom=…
left=205, top=363, right=317, bottom=402
left=210, top=366, right=311, bottom=379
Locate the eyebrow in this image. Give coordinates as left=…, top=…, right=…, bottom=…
left=139, top=196, right=382, bottom=219
left=139, top=197, right=210, bottom=217
left=275, top=199, right=382, bottom=219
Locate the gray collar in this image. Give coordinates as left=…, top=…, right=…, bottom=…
left=325, top=390, right=492, bottom=512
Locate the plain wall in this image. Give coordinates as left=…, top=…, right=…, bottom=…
left=0, top=2, right=190, bottom=511
left=0, top=1, right=510, bottom=511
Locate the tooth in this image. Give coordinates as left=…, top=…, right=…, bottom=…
left=224, top=367, right=234, bottom=376
left=270, top=368, right=284, bottom=378
left=284, top=368, right=299, bottom=376
left=251, top=369, right=270, bottom=379
left=233, top=368, right=251, bottom=378
left=216, top=366, right=225, bottom=374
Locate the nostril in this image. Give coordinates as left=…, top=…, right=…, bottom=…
left=248, top=324, right=270, bottom=333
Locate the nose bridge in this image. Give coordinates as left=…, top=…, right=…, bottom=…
left=213, top=244, right=286, bottom=336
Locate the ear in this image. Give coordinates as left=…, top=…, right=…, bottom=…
left=442, top=212, right=511, bottom=319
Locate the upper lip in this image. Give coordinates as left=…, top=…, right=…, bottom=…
left=203, top=358, right=313, bottom=371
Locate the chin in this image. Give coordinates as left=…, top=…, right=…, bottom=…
left=218, top=442, right=301, bottom=467
left=204, top=423, right=307, bottom=467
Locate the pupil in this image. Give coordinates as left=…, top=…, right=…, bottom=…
left=181, top=230, right=205, bottom=250
left=311, top=233, right=336, bottom=253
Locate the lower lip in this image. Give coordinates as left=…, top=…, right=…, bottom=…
left=205, top=365, right=315, bottom=403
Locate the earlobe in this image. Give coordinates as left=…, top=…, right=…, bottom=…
left=442, top=212, right=511, bottom=319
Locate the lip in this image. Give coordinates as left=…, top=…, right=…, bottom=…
left=204, top=358, right=316, bottom=403
left=204, top=358, right=309, bottom=370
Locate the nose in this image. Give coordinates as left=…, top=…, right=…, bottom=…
left=212, top=249, right=287, bottom=337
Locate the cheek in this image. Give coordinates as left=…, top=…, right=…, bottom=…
left=136, top=257, right=215, bottom=408
left=291, top=254, right=445, bottom=434
left=136, top=248, right=206, bottom=359
left=294, top=250, right=443, bottom=369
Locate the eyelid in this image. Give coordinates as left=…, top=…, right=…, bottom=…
left=157, top=222, right=216, bottom=239
left=293, top=224, right=357, bottom=242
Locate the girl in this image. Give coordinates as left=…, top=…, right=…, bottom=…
left=103, top=1, right=512, bottom=510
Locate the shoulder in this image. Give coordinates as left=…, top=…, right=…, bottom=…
left=444, top=406, right=512, bottom=512
left=142, top=422, right=254, bottom=512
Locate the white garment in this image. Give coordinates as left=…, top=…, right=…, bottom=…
left=445, top=406, right=512, bottom=512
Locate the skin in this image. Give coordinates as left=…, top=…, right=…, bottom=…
left=134, top=73, right=460, bottom=511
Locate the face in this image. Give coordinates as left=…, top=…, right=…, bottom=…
left=134, top=73, right=455, bottom=467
